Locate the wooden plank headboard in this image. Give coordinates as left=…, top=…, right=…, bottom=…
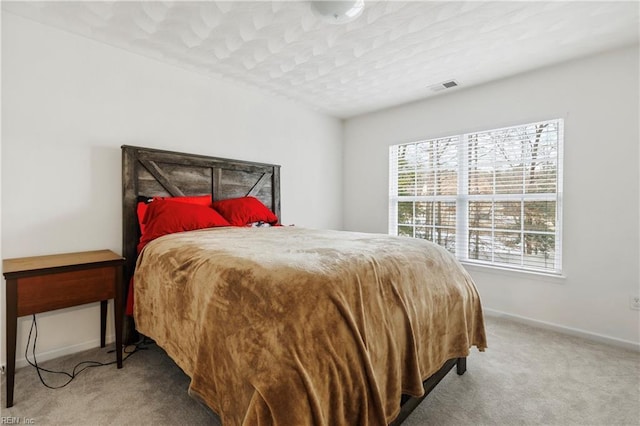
left=121, top=145, right=281, bottom=338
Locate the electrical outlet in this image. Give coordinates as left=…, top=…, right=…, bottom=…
left=0, top=365, right=4, bottom=375
left=630, top=296, right=640, bottom=311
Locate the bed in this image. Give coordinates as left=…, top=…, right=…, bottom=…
left=121, top=145, right=487, bottom=425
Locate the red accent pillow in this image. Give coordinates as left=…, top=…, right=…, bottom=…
left=137, top=195, right=212, bottom=235
left=212, top=196, right=278, bottom=227
left=137, top=199, right=230, bottom=252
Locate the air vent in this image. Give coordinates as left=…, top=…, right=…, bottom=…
left=429, top=80, right=460, bottom=92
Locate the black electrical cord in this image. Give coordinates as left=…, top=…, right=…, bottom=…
left=25, top=314, right=148, bottom=389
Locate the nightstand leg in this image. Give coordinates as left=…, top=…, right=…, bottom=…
left=6, top=279, right=17, bottom=408
left=114, top=265, right=123, bottom=368
left=100, top=300, right=107, bottom=348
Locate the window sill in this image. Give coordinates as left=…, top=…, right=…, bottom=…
left=460, top=261, right=566, bottom=284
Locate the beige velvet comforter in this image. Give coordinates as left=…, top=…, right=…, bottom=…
left=133, top=226, right=486, bottom=425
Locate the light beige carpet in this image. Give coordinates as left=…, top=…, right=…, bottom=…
left=1, top=316, right=638, bottom=425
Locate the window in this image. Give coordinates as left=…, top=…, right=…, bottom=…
left=389, top=119, right=563, bottom=274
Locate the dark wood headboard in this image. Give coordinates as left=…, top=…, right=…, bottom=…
left=121, top=145, right=280, bottom=338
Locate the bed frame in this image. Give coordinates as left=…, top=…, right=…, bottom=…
left=121, top=145, right=465, bottom=425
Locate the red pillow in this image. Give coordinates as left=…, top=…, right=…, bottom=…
left=137, top=195, right=212, bottom=235
left=212, top=196, right=278, bottom=227
left=137, top=199, right=230, bottom=252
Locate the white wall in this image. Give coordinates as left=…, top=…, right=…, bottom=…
left=344, top=45, right=640, bottom=347
left=1, top=13, right=343, bottom=365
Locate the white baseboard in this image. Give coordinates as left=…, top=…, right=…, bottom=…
left=8, top=310, right=639, bottom=369
left=483, top=308, right=640, bottom=352
left=15, top=334, right=115, bottom=369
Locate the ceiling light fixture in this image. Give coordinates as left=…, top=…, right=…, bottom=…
left=310, top=0, right=365, bottom=25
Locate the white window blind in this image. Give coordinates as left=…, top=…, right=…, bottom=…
left=389, top=119, right=563, bottom=274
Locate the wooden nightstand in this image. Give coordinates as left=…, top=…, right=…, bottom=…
left=3, top=249, right=125, bottom=408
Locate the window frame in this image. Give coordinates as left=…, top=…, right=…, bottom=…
left=389, top=119, right=564, bottom=275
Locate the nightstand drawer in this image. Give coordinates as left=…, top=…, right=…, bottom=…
left=17, top=266, right=116, bottom=316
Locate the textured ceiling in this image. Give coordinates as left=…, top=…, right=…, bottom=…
left=3, top=1, right=639, bottom=118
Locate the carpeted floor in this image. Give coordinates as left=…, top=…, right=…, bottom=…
left=1, top=316, right=638, bottom=425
